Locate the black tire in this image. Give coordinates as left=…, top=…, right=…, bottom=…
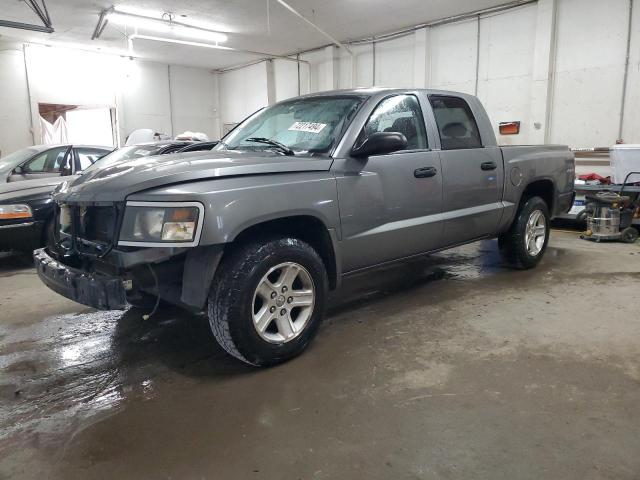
left=499, top=196, right=551, bottom=269
left=208, top=236, right=328, bottom=367
left=621, top=227, right=639, bottom=244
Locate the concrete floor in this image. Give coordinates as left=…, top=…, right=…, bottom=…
left=1, top=230, right=639, bottom=479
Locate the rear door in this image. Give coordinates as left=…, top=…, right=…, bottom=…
left=335, top=93, right=443, bottom=272
left=428, top=95, right=504, bottom=244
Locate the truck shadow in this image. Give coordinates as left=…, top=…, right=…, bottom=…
left=109, top=240, right=507, bottom=380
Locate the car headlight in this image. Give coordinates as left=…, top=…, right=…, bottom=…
left=118, top=201, right=204, bottom=246
left=0, top=204, right=32, bottom=220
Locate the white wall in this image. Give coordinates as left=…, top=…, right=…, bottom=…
left=622, top=0, right=640, bottom=143
left=550, top=0, right=630, bottom=147
left=0, top=44, right=32, bottom=157
left=218, top=0, right=640, bottom=149
left=429, top=19, right=478, bottom=95
left=478, top=5, right=537, bottom=145
left=338, top=44, right=374, bottom=89
left=375, top=34, right=417, bottom=88
left=119, top=60, right=172, bottom=141
left=300, top=47, right=339, bottom=93
left=0, top=43, right=220, bottom=156
left=273, top=58, right=299, bottom=102
left=170, top=65, right=220, bottom=139
left=3, top=1, right=638, bottom=153
left=219, top=61, right=269, bottom=126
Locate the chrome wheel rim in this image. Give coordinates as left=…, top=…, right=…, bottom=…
left=251, top=262, right=315, bottom=344
left=525, top=209, right=546, bottom=256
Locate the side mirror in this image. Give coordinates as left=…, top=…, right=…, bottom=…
left=13, top=165, right=24, bottom=175
left=351, top=132, right=408, bottom=158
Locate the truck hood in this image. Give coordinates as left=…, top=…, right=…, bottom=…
left=56, top=150, right=334, bottom=203
left=0, top=176, right=72, bottom=202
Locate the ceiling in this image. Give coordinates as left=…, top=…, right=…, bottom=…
left=0, top=0, right=512, bottom=69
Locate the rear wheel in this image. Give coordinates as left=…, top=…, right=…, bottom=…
left=499, top=196, right=550, bottom=269
left=208, top=236, right=328, bottom=366
left=621, top=227, right=638, bottom=244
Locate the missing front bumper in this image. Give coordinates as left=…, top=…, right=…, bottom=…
left=34, top=248, right=128, bottom=310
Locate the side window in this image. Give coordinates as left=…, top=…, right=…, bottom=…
left=23, top=147, right=69, bottom=173
left=75, top=148, right=107, bottom=171
left=360, top=95, right=428, bottom=151
left=429, top=96, right=482, bottom=150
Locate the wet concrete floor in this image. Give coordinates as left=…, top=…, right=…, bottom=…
left=1, top=230, right=639, bottom=479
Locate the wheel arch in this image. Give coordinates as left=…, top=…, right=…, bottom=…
left=231, top=214, right=340, bottom=290
left=520, top=178, right=555, bottom=213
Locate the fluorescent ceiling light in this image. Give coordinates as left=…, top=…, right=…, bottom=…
left=107, top=8, right=227, bottom=43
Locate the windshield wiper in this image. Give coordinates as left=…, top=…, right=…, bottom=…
left=246, top=137, right=295, bottom=156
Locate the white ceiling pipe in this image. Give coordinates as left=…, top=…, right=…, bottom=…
left=276, top=0, right=353, bottom=55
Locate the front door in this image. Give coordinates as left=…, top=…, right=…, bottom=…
left=8, top=146, right=72, bottom=182
left=335, top=94, right=443, bottom=272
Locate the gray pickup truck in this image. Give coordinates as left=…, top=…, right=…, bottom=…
left=34, top=88, right=575, bottom=366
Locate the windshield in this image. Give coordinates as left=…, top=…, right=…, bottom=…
left=82, top=144, right=165, bottom=173
left=0, top=147, right=40, bottom=171
left=216, top=96, right=364, bottom=156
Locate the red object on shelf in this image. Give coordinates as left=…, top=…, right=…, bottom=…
left=578, top=173, right=611, bottom=184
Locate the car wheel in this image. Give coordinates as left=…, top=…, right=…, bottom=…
left=621, top=227, right=638, bottom=244
left=499, top=196, right=550, bottom=270
left=208, top=236, right=328, bottom=366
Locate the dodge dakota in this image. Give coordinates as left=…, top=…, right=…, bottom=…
left=34, top=88, right=575, bottom=366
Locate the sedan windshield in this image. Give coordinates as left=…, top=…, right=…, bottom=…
left=0, top=147, right=40, bottom=171
left=217, top=96, right=364, bottom=156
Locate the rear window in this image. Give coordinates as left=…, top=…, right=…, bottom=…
left=75, top=147, right=110, bottom=171
left=429, top=95, right=482, bottom=150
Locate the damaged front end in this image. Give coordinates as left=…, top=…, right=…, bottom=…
left=34, top=201, right=222, bottom=312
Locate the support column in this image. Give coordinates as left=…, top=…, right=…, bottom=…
left=413, top=28, right=429, bottom=87
left=325, top=45, right=339, bottom=91
left=22, top=45, right=40, bottom=145
left=528, top=0, right=559, bottom=144
left=266, top=59, right=276, bottom=105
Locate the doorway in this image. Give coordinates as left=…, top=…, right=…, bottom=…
left=38, top=103, right=116, bottom=146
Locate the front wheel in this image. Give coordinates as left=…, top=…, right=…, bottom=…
left=499, top=196, right=550, bottom=269
left=621, top=227, right=638, bottom=244
left=208, top=236, right=328, bottom=366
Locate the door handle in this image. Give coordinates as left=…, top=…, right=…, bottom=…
left=414, top=166, right=437, bottom=178
left=481, top=161, right=497, bottom=171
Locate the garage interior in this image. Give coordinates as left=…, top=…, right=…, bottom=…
left=1, top=0, right=640, bottom=479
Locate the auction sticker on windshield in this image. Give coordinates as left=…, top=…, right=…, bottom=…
left=288, top=122, right=327, bottom=134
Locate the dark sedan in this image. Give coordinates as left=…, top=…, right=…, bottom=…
left=0, top=141, right=199, bottom=253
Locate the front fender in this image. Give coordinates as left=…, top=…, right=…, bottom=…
left=126, top=172, right=341, bottom=246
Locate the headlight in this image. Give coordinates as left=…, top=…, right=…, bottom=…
left=0, top=204, right=32, bottom=220
left=118, top=201, right=204, bottom=246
